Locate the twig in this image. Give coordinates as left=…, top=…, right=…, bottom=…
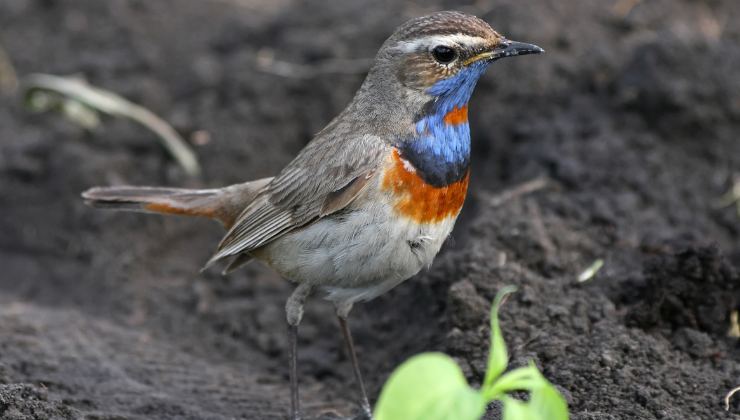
left=525, top=198, right=556, bottom=258
left=22, top=74, right=201, bottom=176
left=485, top=176, right=550, bottom=207
left=256, top=48, right=372, bottom=79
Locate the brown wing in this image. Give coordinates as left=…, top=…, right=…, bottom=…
left=204, top=133, right=388, bottom=268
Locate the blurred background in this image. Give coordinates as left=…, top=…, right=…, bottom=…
left=0, top=0, right=739, bottom=419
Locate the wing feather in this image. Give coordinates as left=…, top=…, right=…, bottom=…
left=205, top=133, right=389, bottom=268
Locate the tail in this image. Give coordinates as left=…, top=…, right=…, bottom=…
left=81, top=178, right=271, bottom=230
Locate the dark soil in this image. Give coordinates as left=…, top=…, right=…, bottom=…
left=1, top=0, right=739, bottom=419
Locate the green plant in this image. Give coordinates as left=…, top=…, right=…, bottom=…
left=374, top=286, right=568, bottom=420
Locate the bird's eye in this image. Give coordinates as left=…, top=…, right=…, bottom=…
left=431, top=45, right=457, bottom=64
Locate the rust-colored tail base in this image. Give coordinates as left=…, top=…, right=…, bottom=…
left=82, top=186, right=232, bottom=224
left=82, top=178, right=271, bottom=229
left=81, top=178, right=272, bottom=274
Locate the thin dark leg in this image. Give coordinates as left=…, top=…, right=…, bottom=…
left=338, top=316, right=372, bottom=418
left=288, top=324, right=301, bottom=420
left=286, top=283, right=311, bottom=420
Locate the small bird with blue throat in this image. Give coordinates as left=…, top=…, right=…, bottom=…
left=81, top=10, right=543, bottom=420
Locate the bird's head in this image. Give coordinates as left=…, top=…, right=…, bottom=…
left=377, top=11, right=543, bottom=110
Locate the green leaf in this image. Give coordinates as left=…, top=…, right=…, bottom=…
left=374, top=284, right=569, bottom=420
left=498, top=368, right=569, bottom=420
left=501, top=396, right=530, bottom=420
left=484, top=366, right=541, bottom=400
left=375, top=353, right=486, bottom=420
left=483, top=286, right=517, bottom=388
left=529, top=369, right=568, bottom=420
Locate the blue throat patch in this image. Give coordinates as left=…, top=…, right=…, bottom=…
left=398, top=61, right=489, bottom=187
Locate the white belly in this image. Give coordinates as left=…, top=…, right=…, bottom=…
left=256, top=199, right=458, bottom=309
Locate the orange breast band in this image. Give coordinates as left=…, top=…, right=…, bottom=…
left=382, top=149, right=469, bottom=224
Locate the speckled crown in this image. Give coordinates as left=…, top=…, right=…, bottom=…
left=390, top=11, right=499, bottom=42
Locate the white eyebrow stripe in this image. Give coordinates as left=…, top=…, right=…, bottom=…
left=394, top=34, right=490, bottom=53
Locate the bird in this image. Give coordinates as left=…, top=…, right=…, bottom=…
left=81, top=10, right=543, bottom=420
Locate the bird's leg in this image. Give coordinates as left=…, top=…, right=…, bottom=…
left=336, top=307, right=372, bottom=419
left=288, top=323, right=299, bottom=420
left=286, top=282, right=312, bottom=420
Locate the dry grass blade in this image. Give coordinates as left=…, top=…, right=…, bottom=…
left=578, top=259, right=604, bottom=283
left=22, top=74, right=201, bottom=176
left=729, top=310, right=740, bottom=338
left=726, top=386, right=740, bottom=411
left=483, top=176, right=550, bottom=207
left=715, top=174, right=740, bottom=218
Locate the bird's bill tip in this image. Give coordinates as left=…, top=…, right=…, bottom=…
left=463, top=39, right=544, bottom=65
left=493, top=39, right=545, bottom=59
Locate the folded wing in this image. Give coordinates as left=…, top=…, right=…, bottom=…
left=205, top=133, right=388, bottom=268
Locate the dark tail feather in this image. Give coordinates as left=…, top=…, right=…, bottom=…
left=81, top=178, right=271, bottom=229
left=82, top=186, right=226, bottom=223
left=221, top=253, right=255, bottom=275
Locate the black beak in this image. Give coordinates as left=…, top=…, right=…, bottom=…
left=463, top=39, right=544, bottom=65
left=491, top=40, right=545, bottom=60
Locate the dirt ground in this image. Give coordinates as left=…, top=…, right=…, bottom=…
left=1, top=0, right=739, bottom=419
